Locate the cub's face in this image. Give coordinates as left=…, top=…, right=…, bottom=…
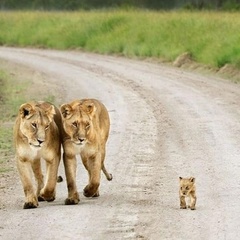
left=19, top=103, right=55, bottom=148
left=179, top=177, right=195, bottom=196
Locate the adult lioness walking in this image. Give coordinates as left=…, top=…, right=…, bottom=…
left=60, top=99, right=112, bottom=205
left=14, top=101, right=62, bottom=209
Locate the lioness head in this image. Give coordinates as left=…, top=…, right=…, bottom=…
left=179, top=177, right=195, bottom=196
left=60, top=100, right=96, bottom=146
left=19, top=102, right=56, bottom=148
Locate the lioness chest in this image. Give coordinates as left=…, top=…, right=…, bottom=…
left=17, top=143, right=55, bottom=161
left=73, top=142, right=98, bottom=156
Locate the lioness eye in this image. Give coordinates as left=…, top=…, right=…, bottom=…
left=72, top=122, right=77, bottom=127
left=32, top=123, right=37, bottom=128
left=86, top=124, right=90, bottom=129
left=45, top=125, right=50, bottom=130
left=186, top=186, right=189, bottom=190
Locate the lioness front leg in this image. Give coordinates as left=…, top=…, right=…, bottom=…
left=39, top=158, right=59, bottom=202
left=17, top=159, right=38, bottom=209
left=83, top=155, right=101, bottom=198
left=31, top=159, right=44, bottom=201
left=63, top=153, right=80, bottom=205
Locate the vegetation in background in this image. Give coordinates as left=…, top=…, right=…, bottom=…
left=0, top=0, right=239, bottom=10
left=0, top=70, right=27, bottom=173
left=0, top=10, right=239, bottom=69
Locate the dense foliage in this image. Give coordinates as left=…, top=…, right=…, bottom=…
left=0, top=0, right=239, bottom=10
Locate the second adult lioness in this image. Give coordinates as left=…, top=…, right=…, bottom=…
left=60, top=99, right=112, bottom=205
left=14, top=101, right=62, bottom=209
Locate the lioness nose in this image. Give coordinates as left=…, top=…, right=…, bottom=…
left=37, top=139, right=44, bottom=144
left=79, top=138, right=85, bottom=143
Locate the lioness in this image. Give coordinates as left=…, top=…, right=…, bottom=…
left=14, top=101, right=62, bottom=209
left=179, top=177, right=197, bottom=210
left=60, top=99, right=112, bottom=205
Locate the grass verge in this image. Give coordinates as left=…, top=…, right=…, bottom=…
left=0, top=71, right=21, bottom=172
left=0, top=69, right=28, bottom=173
left=0, top=10, right=239, bottom=69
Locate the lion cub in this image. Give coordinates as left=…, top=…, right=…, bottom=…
left=179, top=177, right=197, bottom=210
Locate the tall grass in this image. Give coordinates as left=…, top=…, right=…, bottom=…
left=0, top=70, right=27, bottom=172
left=0, top=10, right=239, bottom=68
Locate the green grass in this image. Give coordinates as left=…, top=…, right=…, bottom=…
left=0, top=10, right=239, bottom=68
left=0, top=71, right=28, bottom=121
left=0, top=70, right=28, bottom=173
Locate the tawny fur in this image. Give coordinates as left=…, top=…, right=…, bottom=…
left=179, top=177, right=197, bottom=210
left=14, top=101, right=63, bottom=209
left=60, top=99, right=112, bottom=205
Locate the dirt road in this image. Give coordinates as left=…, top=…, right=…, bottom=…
left=1, top=47, right=240, bottom=240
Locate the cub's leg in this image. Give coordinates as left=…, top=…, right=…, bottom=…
left=82, top=154, right=101, bottom=198
left=31, top=158, right=44, bottom=201
left=63, top=152, right=80, bottom=205
left=180, top=195, right=187, bottom=209
left=190, top=192, right=197, bottom=210
left=17, top=158, right=38, bottom=209
left=39, top=156, right=59, bottom=202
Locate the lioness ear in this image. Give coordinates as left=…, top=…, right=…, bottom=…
left=179, top=177, right=183, bottom=181
left=85, top=103, right=96, bottom=118
left=189, top=177, right=195, bottom=183
left=60, top=104, right=73, bottom=119
left=19, top=103, right=35, bottom=119
left=45, top=105, right=56, bottom=120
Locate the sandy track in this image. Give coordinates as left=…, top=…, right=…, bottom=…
left=1, top=47, right=240, bottom=240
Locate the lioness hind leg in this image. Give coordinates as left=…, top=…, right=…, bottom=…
left=39, top=158, right=59, bottom=202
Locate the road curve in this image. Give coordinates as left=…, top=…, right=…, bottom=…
left=1, top=47, right=240, bottom=240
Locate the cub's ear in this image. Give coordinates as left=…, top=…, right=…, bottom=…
left=179, top=177, right=183, bottom=181
left=19, top=103, right=35, bottom=119
left=45, top=105, right=56, bottom=121
left=60, top=104, right=73, bottom=119
left=189, top=177, right=195, bottom=183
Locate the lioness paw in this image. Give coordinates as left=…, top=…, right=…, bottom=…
left=38, top=196, right=45, bottom=202
left=83, top=184, right=99, bottom=198
left=40, top=189, right=56, bottom=202
left=65, top=198, right=80, bottom=205
left=23, top=202, right=38, bottom=209
left=180, top=206, right=187, bottom=209
left=92, top=190, right=100, bottom=198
